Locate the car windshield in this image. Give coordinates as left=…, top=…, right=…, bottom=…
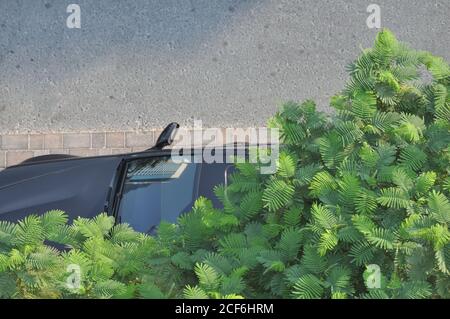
left=117, top=156, right=199, bottom=233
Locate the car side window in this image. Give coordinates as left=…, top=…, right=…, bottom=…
left=117, top=157, right=199, bottom=233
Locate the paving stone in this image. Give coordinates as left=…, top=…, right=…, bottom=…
left=49, top=149, right=70, bottom=155
left=125, top=131, right=154, bottom=148
left=69, top=148, right=99, bottom=157
left=33, top=150, right=50, bottom=157
left=98, top=148, right=112, bottom=156
left=106, top=132, right=125, bottom=148
left=63, top=133, right=91, bottom=148
left=111, top=148, right=132, bottom=155
left=29, top=135, right=44, bottom=150
left=44, top=134, right=63, bottom=149
left=91, top=133, right=106, bottom=148
left=1, top=135, right=28, bottom=150
left=0, top=151, right=5, bottom=168
left=6, top=151, right=34, bottom=166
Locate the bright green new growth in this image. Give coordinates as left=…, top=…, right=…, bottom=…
left=0, top=211, right=155, bottom=298
left=1, top=29, right=449, bottom=299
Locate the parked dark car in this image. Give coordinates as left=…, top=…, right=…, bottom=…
left=0, top=124, right=240, bottom=233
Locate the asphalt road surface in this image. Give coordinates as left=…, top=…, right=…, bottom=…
left=0, top=0, right=449, bottom=133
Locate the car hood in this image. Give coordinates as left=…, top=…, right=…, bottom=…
left=0, top=156, right=122, bottom=222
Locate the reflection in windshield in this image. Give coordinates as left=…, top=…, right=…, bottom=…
left=118, top=157, right=199, bottom=233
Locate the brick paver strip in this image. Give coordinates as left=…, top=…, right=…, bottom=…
left=125, top=131, right=155, bottom=148
left=1, top=135, right=29, bottom=150
left=29, top=135, right=45, bottom=150
left=0, top=128, right=267, bottom=169
left=0, top=151, right=5, bottom=168
left=63, top=133, right=91, bottom=149
left=49, top=149, right=70, bottom=155
left=91, top=133, right=106, bottom=148
left=111, top=148, right=133, bottom=155
left=0, top=129, right=161, bottom=169
left=44, top=134, right=63, bottom=149
left=6, top=151, right=34, bottom=167
left=69, top=148, right=100, bottom=157
left=106, top=132, right=125, bottom=148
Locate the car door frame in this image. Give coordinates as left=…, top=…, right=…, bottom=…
left=106, top=145, right=253, bottom=225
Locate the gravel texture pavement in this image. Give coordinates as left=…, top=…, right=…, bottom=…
left=0, top=0, right=449, bottom=133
